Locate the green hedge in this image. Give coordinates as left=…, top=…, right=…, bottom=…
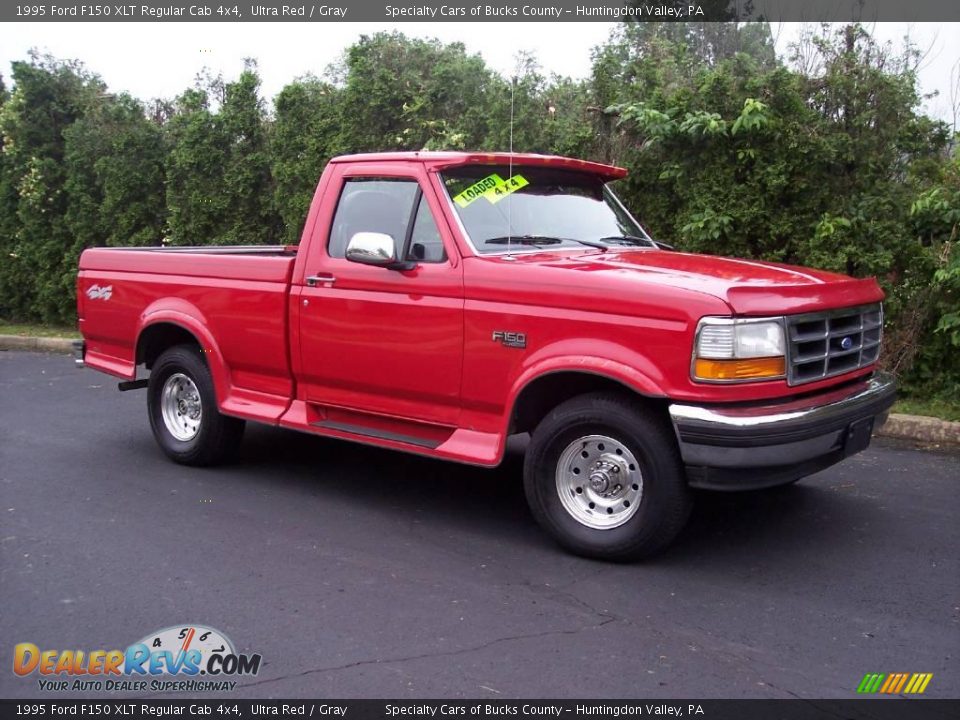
left=1, top=26, right=956, bottom=407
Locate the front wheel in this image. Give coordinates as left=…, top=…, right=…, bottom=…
left=524, top=393, right=692, bottom=561
left=147, top=344, right=245, bottom=466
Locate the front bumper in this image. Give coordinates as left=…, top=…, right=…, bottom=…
left=668, top=372, right=896, bottom=490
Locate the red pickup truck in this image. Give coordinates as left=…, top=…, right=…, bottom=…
left=76, top=151, right=895, bottom=560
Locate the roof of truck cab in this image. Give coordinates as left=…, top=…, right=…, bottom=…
left=329, top=151, right=628, bottom=180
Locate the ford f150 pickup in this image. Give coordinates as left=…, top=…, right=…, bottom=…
left=76, top=151, right=896, bottom=560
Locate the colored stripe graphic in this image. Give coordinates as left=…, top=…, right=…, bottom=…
left=857, top=673, right=932, bottom=694
left=904, top=673, right=933, bottom=694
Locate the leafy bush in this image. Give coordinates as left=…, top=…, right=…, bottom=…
left=0, top=25, right=956, bottom=410
left=598, top=23, right=958, bottom=407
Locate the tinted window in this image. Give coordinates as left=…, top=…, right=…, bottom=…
left=406, top=197, right=446, bottom=263
left=328, top=179, right=418, bottom=259
left=441, top=165, right=649, bottom=253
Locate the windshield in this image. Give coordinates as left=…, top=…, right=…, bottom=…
left=440, top=165, right=651, bottom=253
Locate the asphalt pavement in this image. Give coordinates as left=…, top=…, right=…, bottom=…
left=1, top=350, right=957, bottom=699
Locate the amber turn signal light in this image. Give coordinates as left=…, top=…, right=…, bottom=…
left=694, top=357, right=786, bottom=381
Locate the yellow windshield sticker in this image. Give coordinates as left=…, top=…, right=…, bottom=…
left=486, top=174, right=529, bottom=204
left=452, top=173, right=529, bottom=207
left=453, top=174, right=504, bottom=207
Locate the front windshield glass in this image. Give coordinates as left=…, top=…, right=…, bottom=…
left=440, top=165, right=650, bottom=253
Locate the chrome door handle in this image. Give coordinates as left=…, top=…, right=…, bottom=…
left=306, top=274, right=336, bottom=287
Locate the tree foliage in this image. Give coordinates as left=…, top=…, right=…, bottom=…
left=270, top=76, right=340, bottom=243
left=599, top=23, right=956, bottom=403
left=0, top=26, right=956, bottom=404
left=0, top=53, right=103, bottom=323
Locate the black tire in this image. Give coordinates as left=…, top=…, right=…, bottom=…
left=524, top=392, right=692, bottom=561
left=147, top=344, right=245, bottom=466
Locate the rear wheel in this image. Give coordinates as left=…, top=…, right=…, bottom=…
left=147, top=344, right=244, bottom=466
left=524, top=392, right=692, bottom=561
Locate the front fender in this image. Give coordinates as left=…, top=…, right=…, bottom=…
left=502, top=339, right=669, bottom=437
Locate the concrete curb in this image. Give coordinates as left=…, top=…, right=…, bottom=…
left=876, top=413, right=960, bottom=446
left=0, top=334, right=76, bottom=353
left=2, top=333, right=958, bottom=446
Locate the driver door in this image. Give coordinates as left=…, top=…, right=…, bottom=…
left=297, top=168, right=464, bottom=427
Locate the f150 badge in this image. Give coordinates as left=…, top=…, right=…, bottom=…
left=86, top=284, right=113, bottom=301
left=492, top=330, right=526, bottom=349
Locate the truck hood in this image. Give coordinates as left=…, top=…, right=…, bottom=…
left=493, top=248, right=884, bottom=315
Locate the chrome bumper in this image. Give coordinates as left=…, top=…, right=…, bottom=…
left=668, top=372, right=896, bottom=490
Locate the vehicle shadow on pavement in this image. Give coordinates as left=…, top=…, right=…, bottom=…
left=232, top=424, right=536, bottom=538
left=668, top=484, right=861, bottom=564
left=227, top=424, right=868, bottom=564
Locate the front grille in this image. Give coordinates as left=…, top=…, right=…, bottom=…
left=786, top=304, right=882, bottom=385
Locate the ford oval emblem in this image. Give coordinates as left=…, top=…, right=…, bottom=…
left=840, top=336, right=853, bottom=350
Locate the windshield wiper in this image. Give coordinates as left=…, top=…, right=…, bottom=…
left=597, top=235, right=656, bottom=247
left=483, top=235, right=609, bottom=251
left=484, top=235, right=563, bottom=246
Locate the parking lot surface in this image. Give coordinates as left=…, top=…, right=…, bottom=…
left=1, top=351, right=957, bottom=699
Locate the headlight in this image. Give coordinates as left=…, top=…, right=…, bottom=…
left=693, top=317, right=786, bottom=382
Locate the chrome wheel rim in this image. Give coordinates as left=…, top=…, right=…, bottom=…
left=555, top=434, right=643, bottom=530
left=161, top=373, right=202, bottom=441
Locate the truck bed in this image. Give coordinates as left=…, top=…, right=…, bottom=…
left=77, top=245, right=299, bottom=420
left=79, top=245, right=298, bottom=283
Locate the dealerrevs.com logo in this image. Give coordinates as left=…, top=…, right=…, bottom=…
left=13, top=624, right=262, bottom=693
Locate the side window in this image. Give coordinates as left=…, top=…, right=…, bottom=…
left=328, top=178, right=418, bottom=259
left=406, top=197, right=447, bottom=263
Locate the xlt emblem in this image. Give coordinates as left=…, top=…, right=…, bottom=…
left=492, top=331, right=526, bottom=349
left=86, top=284, right=113, bottom=301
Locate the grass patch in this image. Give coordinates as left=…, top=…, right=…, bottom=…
left=893, top=398, right=960, bottom=423
left=0, top=320, right=80, bottom=339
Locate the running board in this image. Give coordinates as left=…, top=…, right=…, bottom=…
left=310, top=420, right=443, bottom=449
left=280, top=400, right=502, bottom=465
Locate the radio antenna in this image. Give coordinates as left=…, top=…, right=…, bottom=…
left=506, top=73, right=516, bottom=259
